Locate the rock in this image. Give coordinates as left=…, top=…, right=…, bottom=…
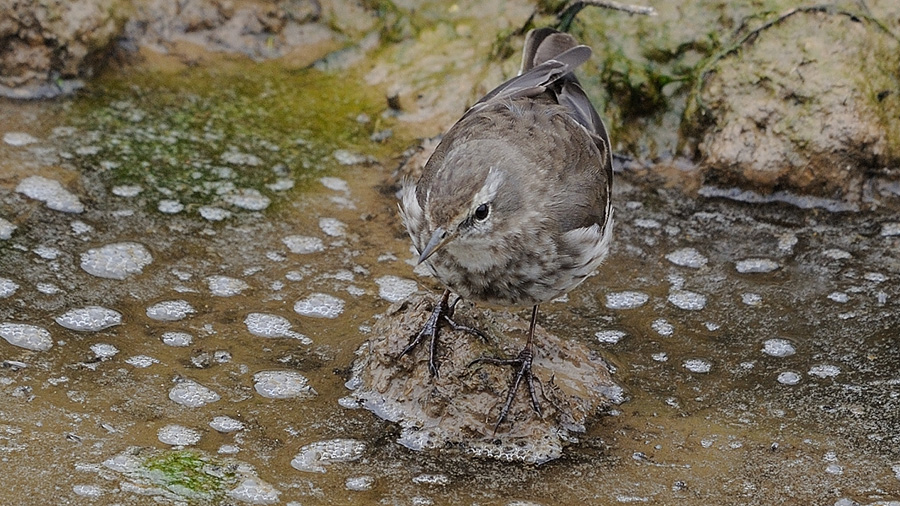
left=349, top=293, right=622, bottom=464
left=694, top=7, right=900, bottom=199
left=0, top=0, right=128, bottom=99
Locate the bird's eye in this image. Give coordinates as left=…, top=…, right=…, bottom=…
left=474, top=203, right=490, bottom=222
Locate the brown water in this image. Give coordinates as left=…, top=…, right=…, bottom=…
left=0, top=59, right=899, bottom=506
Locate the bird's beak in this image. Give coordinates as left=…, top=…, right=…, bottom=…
left=417, top=226, right=448, bottom=264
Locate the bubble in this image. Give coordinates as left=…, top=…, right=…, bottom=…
left=225, top=188, right=271, bottom=211
left=605, top=291, right=649, bottom=310
left=0, top=323, right=53, bottom=351
left=206, top=275, right=249, bottom=296
left=71, top=220, right=92, bottom=235
left=413, top=474, right=450, bottom=486
left=72, top=484, right=103, bottom=498
left=651, top=352, right=668, bottom=362
left=158, top=199, right=184, bottom=214
left=651, top=318, right=674, bottom=337
left=209, top=416, right=244, bottom=433
left=634, top=218, right=661, bottom=229
left=595, top=330, right=626, bottom=344
left=762, top=339, right=796, bottom=357
left=808, top=364, right=840, bottom=378
left=55, top=306, right=122, bottom=331
left=125, top=355, right=158, bottom=368
left=253, top=371, right=317, bottom=400
left=226, top=477, right=281, bottom=505
left=221, top=151, right=262, bottom=166
left=290, top=439, right=366, bottom=473
left=827, top=292, right=849, bottom=303
left=169, top=379, right=220, bottom=407
left=199, top=206, right=231, bottom=221
left=345, top=476, right=375, bottom=491
left=665, top=247, right=708, bottom=268
left=157, top=424, right=202, bottom=446
left=864, top=272, right=888, bottom=283
left=333, top=149, right=372, bottom=165
left=80, top=242, right=153, bottom=279
left=0, top=278, right=19, bottom=298
left=36, top=282, right=61, bottom=295
left=218, top=445, right=240, bottom=455
left=735, top=258, right=779, bottom=273
left=33, top=245, right=60, bottom=260
left=742, top=293, right=762, bottom=306
left=319, top=217, right=347, bottom=237
left=244, top=313, right=311, bottom=344
left=282, top=235, right=325, bottom=254
left=161, top=331, right=193, bottom=347
left=90, top=343, right=119, bottom=359
left=777, top=371, right=801, bottom=385
left=294, top=293, right=345, bottom=318
left=0, top=218, right=16, bottom=240
left=320, top=177, right=350, bottom=192
left=3, top=132, right=38, bottom=146
left=111, top=185, right=142, bottom=197
left=266, top=178, right=294, bottom=191
left=822, top=248, right=851, bottom=260
left=375, top=275, right=418, bottom=303
left=146, top=300, right=196, bottom=321
left=683, top=358, right=712, bottom=373
left=16, top=175, right=84, bottom=213
left=668, top=290, right=707, bottom=310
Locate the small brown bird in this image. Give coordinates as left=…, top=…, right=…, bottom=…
left=399, top=27, right=613, bottom=430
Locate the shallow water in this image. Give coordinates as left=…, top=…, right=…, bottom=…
left=1, top=60, right=899, bottom=506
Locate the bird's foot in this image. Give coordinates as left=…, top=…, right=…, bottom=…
left=398, top=291, right=487, bottom=377
left=469, top=345, right=542, bottom=434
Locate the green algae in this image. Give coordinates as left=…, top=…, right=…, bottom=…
left=61, top=60, right=398, bottom=213
left=141, top=450, right=237, bottom=502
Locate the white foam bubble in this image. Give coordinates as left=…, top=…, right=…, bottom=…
left=3, top=132, right=38, bottom=146
left=111, top=185, right=143, bottom=197
left=199, top=206, right=231, bottom=221
left=266, top=178, right=294, bottom=191
left=0, top=323, right=53, bottom=351
left=668, top=290, right=707, bottom=310
left=333, top=149, right=372, bottom=165
left=206, top=275, right=249, bottom=296
left=169, top=379, right=220, bottom=407
left=634, top=218, right=661, bottom=229
left=595, top=330, right=626, bottom=344
left=294, top=293, right=345, bottom=318
left=345, top=475, right=375, bottom=491
left=0, top=218, right=15, bottom=240
left=651, top=319, right=674, bottom=336
left=55, top=306, right=122, bottom=331
left=827, top=292, right=849, bottom=303
left=822, top=248, right=851, bottom=260
left=210, top=416, right=244, bottom=433
left=125, top=355, right=158, bottom=368
left=16, top=175, right=84, bottom=213
left=808, top=364, right=840, bottom=378
left=221, top=151, right=262, bottom=166
left=880, top=222, right=900, bottom=236
left=605, top=291, right=649, bottom=310
left=375, top=275, right=417, bottom=303
left=320, top=177, right=350, bottom=192
left=319, top=217, right=347, bottom=237
left=742, top=293, right=762, bottom=306
left=146, top=300, right=196, bottom=321
left=253, top=371, right=317, bottom=400
left=161, top=331, right=193, bottom=347
left=80, top=242, right=153, bottom=279
left=290, top=439, right=366, bottom=473
left=225, top=188, right=271, bottom=211
left=665, top=247, right=708, bottom=268
left=777, top=371, right=801, bottom=385
left=158, top=199, right=184, bottom=214
left=90, top=343, right=119, bottom=359
left=735, top=258, right=779, bottom=273
left=762, top=338, right=796, bottom=357
left=683, top=358, right=711, bottom=373
left=413, top=474, right=450, bottom=485
left=244, top=313, right=311, bottom=344
left=226, top=477, right=281, bottom=504
left=157, top=424, right=202, bottom=446
left=282, top=235, right=325, bottom=254
left=0, top=278, right=19, bottom=298
left=72, top=484, right=103, bottom=498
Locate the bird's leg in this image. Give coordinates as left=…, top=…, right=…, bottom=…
left=398, top=290, right=487, bottom=377
left=469, top=305, right=543, bottom=434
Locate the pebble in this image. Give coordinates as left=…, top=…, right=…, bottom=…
left=55, top=306, right=122, bottom=331
left=880, top=222, right=900, bottom=236
left=253, top=371, right=317, bottom=400
left=80, top=242, right=153, bottom=279
left=0, top=323, right=53, bottom=351
left=16, top=175, right=84, bottom=213
left=0, top=217, right=16, bottom=239
left=0, top=278, right=19, bottom=298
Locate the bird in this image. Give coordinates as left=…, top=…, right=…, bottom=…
left=398, top=27, right=613, bottom=431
